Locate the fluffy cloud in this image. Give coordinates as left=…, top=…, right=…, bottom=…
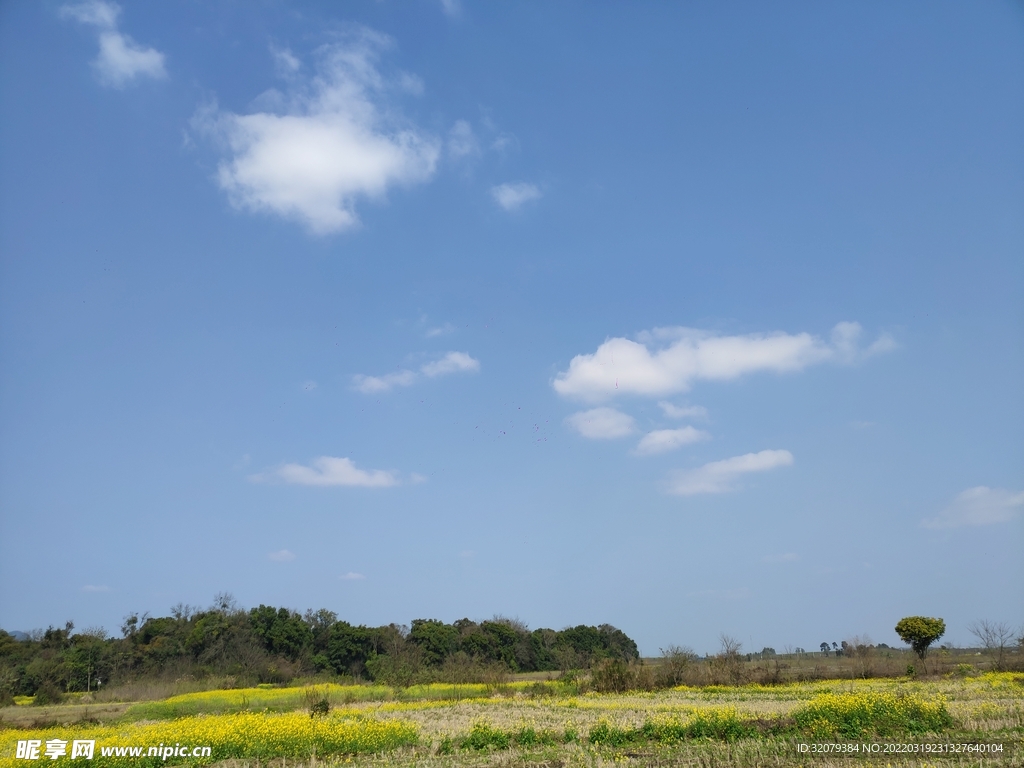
left=491, top=182, right=542, bottom=211
left=565, top=407, right=636, bottom=439
left=353, top=351, right=479, bottom=393
left=668, top=449, right=793, bottom=496
left=922, top=486, right=1024, bottom=529
left=635, top=426, right=710, bottom=456
left=268, top=549, right=295, bottom=562
left=421, top=351, right=480, bottom=377
left=554, top=322, right=895, bottom=402
left=352, top=369, right=418, bottom=394
left=254, top=456, right=399, bottom=488
left=192, top=30, right=439, bottom=234
left=60, top=1, right=166, bottom=87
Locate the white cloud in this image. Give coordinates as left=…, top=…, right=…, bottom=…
left=353, top=351, right=479, bottom=392
left=668, top=449, right=793, bottom=496
left=829, top=321, right=897, bottom=362
left=554, top=322, right=895, bottom=402
left=440, top=0, right=461, bottom=17
left=268, top=549, right=296, bottom=562
left=340, top=571, right=366, bottom=580
left=352, top=369, right=417, bottom=394
left=254, top=456, right=399, bottom=488
left=81, top=584, right=110, bottom=593
left=60, top=1, right=167, bottom=88
left=447, top=120, right=480, bottom=159
left=491, top=182, right=542, bottom=211
left=192, top=29, right=439, bottom=234
left=421, top=351, right=479, bottom=377
left=659, top=402, right=709, bottom=420
left=425, top=322, right=455, bottom=338
left=922, top=486, right=1024, bottom=529
left=271, top=46, right=301, bottom=76
left=565, top=407, right=636, bottom=440
left=635, top=426, right=710, bottom=456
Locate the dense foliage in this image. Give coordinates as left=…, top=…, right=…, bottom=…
left=894, top=616, right=946, bottom=660
left=0, top=597, right=637, bottom=697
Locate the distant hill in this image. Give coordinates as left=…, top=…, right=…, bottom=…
left=2, top=630, right=29, bottom=641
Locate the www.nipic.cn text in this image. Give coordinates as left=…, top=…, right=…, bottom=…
left=15, top=740, right=213, bottom=761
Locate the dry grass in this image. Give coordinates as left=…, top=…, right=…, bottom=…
left=2, top=673, right=1020, bottom=768
left=0, top=701, right=131, bottom=729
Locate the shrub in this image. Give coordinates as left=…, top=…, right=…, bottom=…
left=641, top=710, right=757, bottom=743
left=460, top=721, right=510, bottom=751
left=793, top=692, right=954, bottom=738
left=32, top=681, right=64, bottom=706
left=588, top=719, right=636, bottom=746
left=590, top=658, right=632, bottom=693
left=302, top=686, right=330, bottom=717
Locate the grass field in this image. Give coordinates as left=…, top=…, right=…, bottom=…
left=1, top=673, right=1021, bottom=767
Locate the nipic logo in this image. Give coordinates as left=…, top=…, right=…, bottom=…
left=14, top=741, right=211, bottom=761
left=15, top=740, right=94, bottom=760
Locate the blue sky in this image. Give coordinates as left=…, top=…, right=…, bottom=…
left=1, top=0, right=1021, bottom=655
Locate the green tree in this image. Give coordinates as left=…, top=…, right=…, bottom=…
left=895, top=616, right=945, bottom=660
left=408, top=619, right=459, bottom=667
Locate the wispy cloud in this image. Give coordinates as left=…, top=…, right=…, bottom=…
left=635, top=426, right=710, bottom=456
left=340, top=571, right=366, bottom=580
left=353, top=351, right=479, bottom=393
left=268, top=549, right=295, bottom=562
left=60, top=0, right=166, bottom=88
left=659, top=402, right=708, bottom=420
left=668, top=449, right=793, bottom=496
left=565, top=407, right=635, bottom=439
left=252, top=456, right=399, bottom=488
left=447, top=120, right=480, bottom=160
left=922, top=486, right=1024, bottom=529
left=191, top=28, right=439, bottom=234
left=81, top=584, right=110, bottom=593
left=425, top=322, right=455, bottom=338
left=439, top=0, right=461, bottom=18
left=421, top=351, right=479, bottom=377
left=554, top=323, right=896, bottom=402
left=492, top=182, right=542, bottom=211
left=352, top=369, right=418, bottom=394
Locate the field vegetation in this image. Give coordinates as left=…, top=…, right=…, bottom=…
left=2, top=601, right=1022, bottom=766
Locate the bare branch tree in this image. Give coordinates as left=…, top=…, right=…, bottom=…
left=968, top=620, right=1015, bottom=671
left=718, top=634, right=742, bottom=657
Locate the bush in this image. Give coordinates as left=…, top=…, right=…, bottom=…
left=793, top=692, right=954, bottom=738
left=302, top=686, right=330, bottom=717
left=641, top=710, right=757, bottom=743
left=460, top=721, right=510, bottom=750
left=589, top=658, right=653, bottom=693
left=588, top=719, right=637, bottom=746
left=32, top=681, right=64, bottom=706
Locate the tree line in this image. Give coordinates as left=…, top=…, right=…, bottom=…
left=0, top=595, right=638, bottom=701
